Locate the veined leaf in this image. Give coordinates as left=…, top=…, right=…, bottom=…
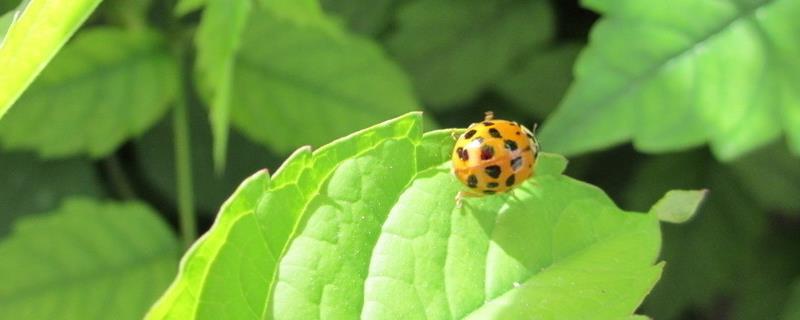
left=0, top=0, right=103, bottom=119
left=227, top=8, right=421, bottom=154
left=388, top=0, right=554, bottom=108
left=540, top=0, right=800, bottom=161
left=0, top=198, right=179, bottom=319
left=149, top=112, right=666, bottom=319
left=0, top=28, right=178, bottom=158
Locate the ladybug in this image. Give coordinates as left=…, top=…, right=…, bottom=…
left=451, top=111, right=539, bottom=205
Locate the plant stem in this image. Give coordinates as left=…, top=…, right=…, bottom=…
left=173, top=57, right=196, bottom=248
left=103, top=155, right=136, bottom=199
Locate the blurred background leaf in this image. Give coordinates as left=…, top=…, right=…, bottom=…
left=541, top=0, right=800, bottom=161
left=227, top=7, right=423, bottom=154
left=321, top=0, right=402, bottom=36
left=494, top=42, right=582, bottom=118
left=0, top=152, right=104, bottom=237
left=134, top=101, right=280, bottom=216
left=0, top=28, right=177, bottom=158
left=388, top=0, right=554, bottom=109
left=623, top=150, right=767, bottom=319
left=0, top=198, right=178, bottom=319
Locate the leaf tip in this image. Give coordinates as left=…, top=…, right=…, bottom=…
left=650, top=189, right=708, bottom=224
left=535, top=152, right=569, bottom=176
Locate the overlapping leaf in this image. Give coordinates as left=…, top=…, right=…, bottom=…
left=0, top=28, right=178, bottom=158
left=0, top=151, right=103, bottom=236
left=226, top=8, right=420, bottom=154
left=0, top=198, right=179, bottom=319
left=388, top=0, right=554, bottom=108
left=623, top=151, right=766, bottom=319
left=0, top=0, right=104, bottom=118
left=540, top=0, right=800, bottom=161
left=321, top=0, right=400, bottom=35
left=149, top=113, right=671, bottom=319
left=495, top=43, right=582, bottom=118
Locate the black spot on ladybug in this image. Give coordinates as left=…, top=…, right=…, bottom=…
left=456, top=147, right=469, bottom=161
left=511, top=157, right=523, bottom=171
left=485, top=165, right=501, bottom=179
left=483, top=190, right=496, bottom=195
left=487, top=182, right=499, bottom=188
left=480, top=145, right=494, bottom=160
left=455, top=147, right=464, bottom=160
left=488, top=128, right=502, bottom=138
left=467, top=175, right=478, bottom=188
left=504, top=140, right=518, bottom=151
left=483, top=121, right=494, bottom=126
left=515, top=131, right=521, bottom=135
left=464, top=130, right=477, bottom=139
left=506, top=174, right=516, bottom=187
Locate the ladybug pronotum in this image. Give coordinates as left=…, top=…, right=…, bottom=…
left=451, top=111, right=539, bottom=205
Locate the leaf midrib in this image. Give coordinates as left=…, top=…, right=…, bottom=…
left=573, top=0, right=777, bottom=112
left=260, top=127, right=421, bottom=318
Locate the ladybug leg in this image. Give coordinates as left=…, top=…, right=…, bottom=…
left=455, top=190, right=482, bottom=208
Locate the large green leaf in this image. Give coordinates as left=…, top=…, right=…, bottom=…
left=0, top=198, right=179, bottom=319
left=227, top=8, right=421, bottom=154
left=0, top=28, right=178, bottom=158
left=0, top=0, right=103, bottom=119
left=540, top=0, right=800, bottom=161
left=388, top=0, right=554, bottom=108
left=0, top=151, right=103, bottom=236
left=148, top=112, right=668, bottom=319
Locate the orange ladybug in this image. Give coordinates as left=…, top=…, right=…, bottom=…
left=452, top=111, right=539, bottom=205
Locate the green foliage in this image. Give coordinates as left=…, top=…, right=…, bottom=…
left=321, top=0, right=400, bottom=35
left=1, top=0, right=798, bottom=319
left=227, top=8, right=421, bottom=154
left=624, top=151, right=767, bottom=319
left=0, top=152, right=103, bottom=236
left=135, top=102, right=279, bottom=215
left=148, top=113, right=671, bottom=319
left=495, top=43, right=582, bottom=118
left=0, top=0, right=103, bottom=119
left=0, top=198, right=179, bottom=319
left=0, top=28, right=177, bottom=158
left=541, top=0, right=800, bottom=161
left=650, top=190, right=706, bottom=223
left=388, top=0, right=554, bottom=108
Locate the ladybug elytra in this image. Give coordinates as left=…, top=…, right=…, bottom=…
left=451, top=111, right=539, bottom=205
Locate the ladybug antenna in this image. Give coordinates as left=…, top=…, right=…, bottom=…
left=484, top=111, right=494, bottom=121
